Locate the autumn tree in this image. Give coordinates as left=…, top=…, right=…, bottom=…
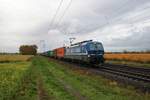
left=19, top=45, right=38, bottom=55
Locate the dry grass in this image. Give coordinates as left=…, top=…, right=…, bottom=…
left=104, top=53, right=150, bottom=63
left=0, top=55, right=33, bottom=62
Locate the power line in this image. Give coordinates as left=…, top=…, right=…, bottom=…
left=49, top=0, right=64, bottom=29
left=53, top=0, right=131, bottom=35
left=77, top=0, right=139, bottom=34
left=48, top=0, right=73, bottom=35
left=110, top=0, right=133, bottom=18
left=55, top=0, right=73, bottom=28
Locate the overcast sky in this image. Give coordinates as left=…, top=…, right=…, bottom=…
left=0, top=0, right=150, bottom=52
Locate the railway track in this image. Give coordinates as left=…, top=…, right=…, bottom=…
left=98, top=64, right=150, bottom=82
left=71, top=62, right=150, bottom=92
left=48, top=58, right=150, bottom=92
left=102, top=63, right=150, bottom=75
left=94, top=64, right=150, bottom=92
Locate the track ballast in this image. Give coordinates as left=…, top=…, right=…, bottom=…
left=94, top=64, right=150, bottom=92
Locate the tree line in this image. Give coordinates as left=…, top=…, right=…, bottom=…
left=19, top=45, right=38, bottom=55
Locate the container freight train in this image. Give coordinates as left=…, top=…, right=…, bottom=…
left=43, top=40, right=105, bottom=64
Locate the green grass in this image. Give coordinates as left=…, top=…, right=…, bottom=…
left=0, top=61, right=38, bottom=100
left=0, top=56, right=149, bottom=100
left=0, top=62, right=31, bottom=100
left=13, top=62, right=38, bottom=100
left=32, top=57, right=76, bottom=100
left=32, top=56, right=150, bottom=100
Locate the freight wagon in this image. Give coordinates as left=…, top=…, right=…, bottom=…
left=54, top=47, right=65, bottom=59
left=47, top=51, right=54, bottom=57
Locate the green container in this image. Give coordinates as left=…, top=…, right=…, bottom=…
left=47, top=51, right=54, bottom=57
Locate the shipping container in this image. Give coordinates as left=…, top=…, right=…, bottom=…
left=55, top=47, right=65, bottom=59
left=47, top=51, right=54, bottom=57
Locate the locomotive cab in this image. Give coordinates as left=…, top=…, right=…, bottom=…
left=86, top=42, right=104, bottom=64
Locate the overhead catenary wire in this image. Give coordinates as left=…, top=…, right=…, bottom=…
left=48, top=0, right=73, bottom=35
left=49, top=0, right=64, bottom=29
left=78, top=0, right=140, bottom=34
left=69, top=0, right=131, bottom=34
left=54, top=0, right=73, bottom=29
left=102, top=0, right=143, bottom=26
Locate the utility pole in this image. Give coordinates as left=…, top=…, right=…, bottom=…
left=69, top=37, right=76, bottom=45
left=40, top=40, right=46, bottom=52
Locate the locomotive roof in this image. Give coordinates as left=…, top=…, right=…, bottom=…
left=68, top=40, right=102, bottom=48
left=71, top=40, right=92, bottom=46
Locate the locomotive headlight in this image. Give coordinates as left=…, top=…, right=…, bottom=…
left=88, top=55, right=90, bottom=57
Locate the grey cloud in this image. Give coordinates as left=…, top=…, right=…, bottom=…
left=0, top=0, right=150, bottom=52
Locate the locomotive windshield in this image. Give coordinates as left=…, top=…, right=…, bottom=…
left=89, top=42, right=104, bottom=51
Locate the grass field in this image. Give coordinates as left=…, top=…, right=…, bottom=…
left=0, top=56, right=149, bottom=100
left=0, top=55, right=36, bottom=100
left=0, top=55, right=33, bottom=63
left=104, top=53, right=150, bottom=63
left=0, top=62, right=31, bottom=100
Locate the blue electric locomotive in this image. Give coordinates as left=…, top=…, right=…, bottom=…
left=65, top=40, right=104, bottom=64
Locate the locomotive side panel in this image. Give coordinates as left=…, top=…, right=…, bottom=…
left=65, top=45, right=89, bottom=62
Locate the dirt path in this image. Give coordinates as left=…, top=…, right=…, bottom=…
left=37, top=77, right=52, bottom=100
